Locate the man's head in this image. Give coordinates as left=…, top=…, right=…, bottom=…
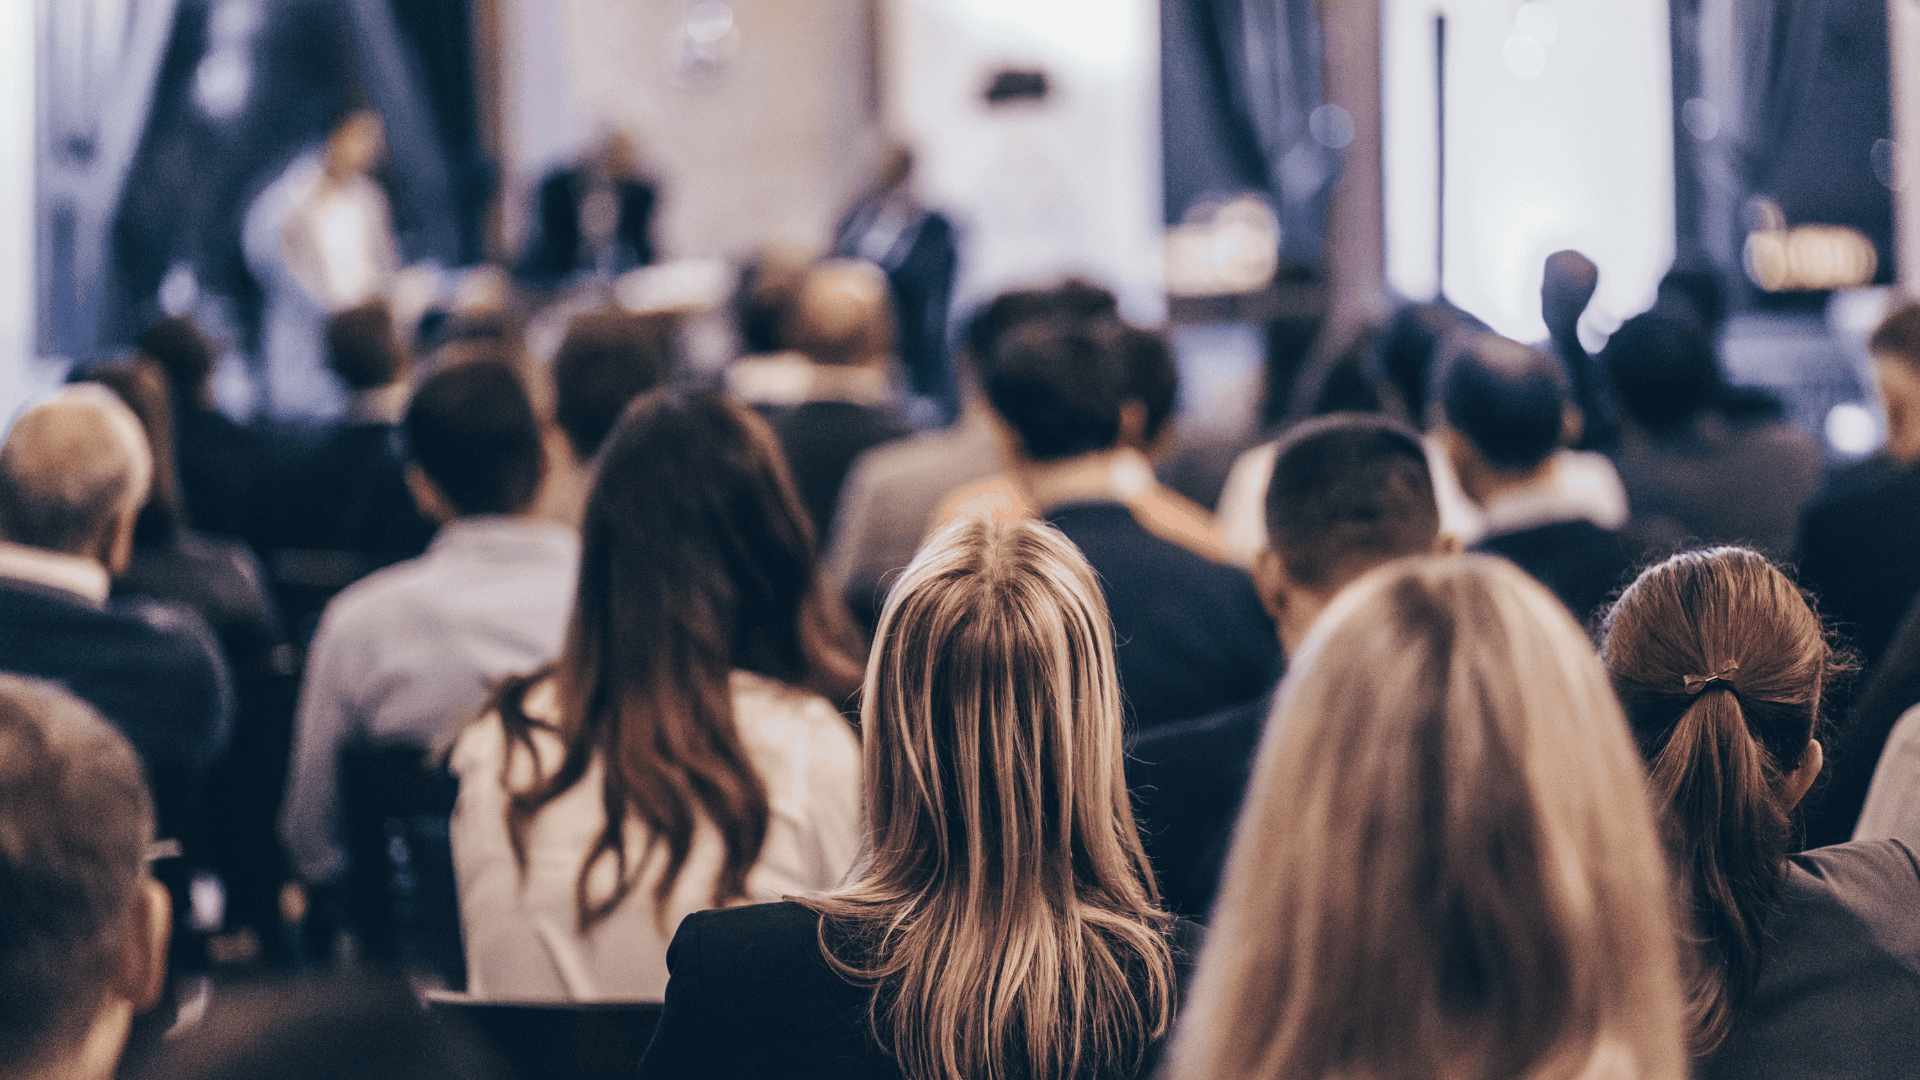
left=0, top=675, right=168, bottom=1080
left=1602, top=311, right=1719, bottom=436
left=402, top=361, right=545, bottom=523
left=985, top=317, right=1132, bottom=465
left=962, top=280, right=1118, bottom=382
left=1869, top=300, right=1920, bottom=463
left=1255, top=414, right=1443, bottom=651
left=0, top=388, right=154, bottom=572
left=134, top=317, right=218, bottom=405
left=325, top=300, right=409, bottom=393
left=552, top=308, right=673, bottom=461
left=1541, top=250, right=1598, bottom=340
left=1115, top=325, right=1179, bottom=451
left=783, top=260, right=893, bottom=368
left=1435, top=332, right=1567, bottom=497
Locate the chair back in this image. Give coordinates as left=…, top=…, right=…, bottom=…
left=424, top=993, right=663, bottom=1080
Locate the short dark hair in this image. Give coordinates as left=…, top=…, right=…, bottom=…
left=962, top=281, right=1118, bottom=377
left=135, top=316, right=218, bottom=400
left=1265, top=414, right=1439, bottom=590
left=1116, top=325, right=1179, bottom=444
left=403, top=361, right=545, bottom=517
left=1436, top=332, right=1566, bottom=472
left=552, top=308, right=673, bottom=460
left=1869, top=300, right=1920, bottom=368
left=0, top=675, right=153, bottom=1073
left=326, top=300, right=407, bottom=392
left=1603, top=311, right=1719, bottom=434
left=986, top=319, right=1128, bottom=462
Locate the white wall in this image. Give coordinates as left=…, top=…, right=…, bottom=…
left=882, top=0, right=1164, bottom=323
left=495, top=0, right=879, bottom=261
left=2, top=1, right=45, bottom=426
left=1384, top=0, right=1674, bottom=346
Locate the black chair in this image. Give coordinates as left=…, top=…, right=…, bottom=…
left=423, top=993, right=663, bottom=1080
left=337, top=740, right=465, bottom=987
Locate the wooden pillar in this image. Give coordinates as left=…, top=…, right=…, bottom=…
left=1289, top=0, right=1386, bottom=421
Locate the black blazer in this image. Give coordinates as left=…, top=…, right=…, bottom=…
left=1127, top=690, right=1274, bottom=920
left=637, top=901, right=1199, bottom=1080
left=1472, top=519, right=1634, bottom=628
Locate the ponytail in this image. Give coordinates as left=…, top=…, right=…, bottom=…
left=1642, top=686, right=1792, bottom=1053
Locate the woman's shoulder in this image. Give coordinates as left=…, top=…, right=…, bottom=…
left=671, top=901, right=857, bottom=994
left=1789, top=838, right=1920, bottom=896
left=449, top=675, right=565, bottom=780
left=729, top=672, right=860, bottom=756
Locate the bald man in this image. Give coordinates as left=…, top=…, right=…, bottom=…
left=756, top=259, right=916, bottom=540
left=0, top=388, right=230, bottom=851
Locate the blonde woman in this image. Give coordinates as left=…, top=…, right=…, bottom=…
left=1168, top=555, right=1687, bottom=1080
left=638, top=518, right=1184, bottom=1080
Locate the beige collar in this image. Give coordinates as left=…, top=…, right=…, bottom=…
left=0, top=540, right=110, bottom=604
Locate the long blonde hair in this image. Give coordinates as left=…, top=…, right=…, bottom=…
left=1168, top=555, right=1686, bottom=1080
left=805, top=517, right=1175, bottom=1080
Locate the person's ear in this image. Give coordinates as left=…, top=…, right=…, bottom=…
left=1785, top=738, right=1824, bottom=810
left=112, top=879, right=171, bottom=1011
left=404, top=463, right=459, bottom=525
left=1250, top=547, right=1291, bottom=624
left=100, top=498, right=139, bottom=576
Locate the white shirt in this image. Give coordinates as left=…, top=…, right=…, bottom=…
left=0, top=540, right=110, bottom=604
left=1857, top=703, right=1920, bottom=849
left=450, top=671, right=862, bottom=1001
left=279, top=517, right=580, bottom=883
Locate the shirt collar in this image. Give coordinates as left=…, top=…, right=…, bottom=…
left=1477, top=473, right=1615, bottom=537
left=0, top=541, right=111, bottom=605
left=428, top=515, right=579, bottom=556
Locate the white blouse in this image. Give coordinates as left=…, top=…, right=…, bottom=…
left=450, top=671, right=863, bottom=1001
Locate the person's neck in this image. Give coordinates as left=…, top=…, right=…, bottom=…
left=1461, top=460, right=1554, bottom=510
left=1019, top=448, right=1150, bottom=512
left=1277, top=591, right=1331, bottom=656
left=14, top=1001, right=133, bottom=1080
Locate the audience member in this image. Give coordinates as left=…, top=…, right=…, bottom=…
left=82, top=358, right=294, bottom=954
left=1798, top=300, right=1920, bottom=672
left=514, top=131, right=656, bottom=289
left=267, top=300, right=435, bottom=639
left=1601, top=547, right=1920, bottom=1076
left=825, top=281, right=1117, bottom=630
left=1542, top=249, right=1616, bottom=448
left=136, top=316, right=264, bottom=544
left=1127, top=414, right=1443, bottom=919
left=1857, top=697, right=1920, bottom=847
left=1604, top=310, right=1822, bottom=559
left=1831, top=592, right=1920, bottom=848
left=638, top=518, right=1188, bottom=1080
left=0, top=675, right=172, bottom=1080
left=1437, top=331, right=1633, bottom=623
left=753, top=260, right=915, bottom=541
left=278, top=361, right=576, bottom=964
left=538, top=306, right=674, bottom=525
left=451, top=388, right=863, bottom=1001
left=0, top=387, right=230, bottom=855
left=987, top=318, right=1278, bottom=730
left=1167, top=555, right=1686, bottom=1080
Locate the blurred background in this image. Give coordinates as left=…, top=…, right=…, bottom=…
left=2, top=0, right=1910, bottom=460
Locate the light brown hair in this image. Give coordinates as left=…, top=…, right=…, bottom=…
left=1170, top=555, right=1686, bottom=1080
left=1599, top=547, right=1842, bottom=1055
left=807, top=518, right=1175, bottom=1080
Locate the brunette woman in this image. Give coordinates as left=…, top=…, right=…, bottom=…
left=1601, top=547, right=1920, bottom=1077
left=449, top=388, right=864, bottom=1000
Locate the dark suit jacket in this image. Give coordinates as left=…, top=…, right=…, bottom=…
left=764, top=400, right=914, bottom=544
left=1473, top=519, right=1634, bottom=628
left=0, top=576, right=230, bottom=842
left=515, top=170, right=656, bottom=286
left=1047, top=502, right=1280, bottom=731
left=638, top=901, right=1198, bottom=1080
left=1797, top=456, right=1920, bottom=672
left=174, top=403, right=266, bottom=545
left=1127, top=689, right=1274, bottom=920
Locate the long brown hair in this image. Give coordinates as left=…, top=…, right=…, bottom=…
left=1599, top=547, right=1844, bottom=1054
left=494, top=388, right=862, bottom=931
left=1170, top=555, right=1686, bottom=1080
left=807, top=518, right=1175, bottom=1080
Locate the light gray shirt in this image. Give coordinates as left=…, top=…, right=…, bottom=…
left=279, top=516, right=580, bottom=883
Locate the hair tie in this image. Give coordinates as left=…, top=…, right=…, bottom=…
left=1683, top=664, right=1740, bottom=695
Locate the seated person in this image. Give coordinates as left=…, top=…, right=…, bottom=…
left=1437, top=331, right=1633, bottom=624
left=0, top=387, right=229, bottom=859
left=538, top=306, right=675, bottom=525
left=278, top=361, right=578, bottom=967
left=0, top=674, right=171, bottom=1080
left=135, top=315, right=263, bottom=545
left=1165, top=556, right=1688, bottom=1080
left=451, top=389, right=864, bottom=1001
left=638, top=518, right=1193, bottom=1080
left=743, top=260, right=915, bottom=541
left=1128, top=413, right=1444, bottom=919
left=986, top=318, right=1279, bottom=730
left=1601, top=548, right=1920, bottom=1077
left=825, top=280, right=1119, bottom=631
left=1604, top=310, right=1822, bottom=560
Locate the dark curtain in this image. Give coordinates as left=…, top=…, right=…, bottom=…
left=102, top=0, right=479, bottom=352
left=1161, top=0, right=1337, bottom=269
